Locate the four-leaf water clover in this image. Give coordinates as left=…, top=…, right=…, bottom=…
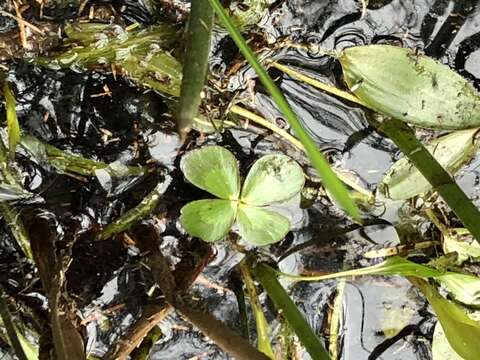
left=179, top=146, right=305, bottom=246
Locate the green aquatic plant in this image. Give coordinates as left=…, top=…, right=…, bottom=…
left=379, top=128, right=479, bottom=200
left=180, top=146, right=304, bottom=245
left=207, top=0, right=360, bottom=221
left=339, top=44, right=480, bottom=130
left=37, top=23, right=182, bottom=97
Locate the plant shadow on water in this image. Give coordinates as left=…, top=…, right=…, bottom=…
left=1, top=0, right=480, bottom=359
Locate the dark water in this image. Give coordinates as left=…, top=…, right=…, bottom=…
left=1, top=0, right=480, bottom=359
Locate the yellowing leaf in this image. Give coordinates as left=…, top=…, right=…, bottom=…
left=339, top=45, right=480, bottom=130
left=180, top=199, right=237, bottom=242
left=379, top=129, right=478, bottom=200
left=237, top=204, right=290, bottom=245
left=181, top=146, right=241, bottom=200
left=2, top=82, right=20, bottom=159
left=241, top=154, right=304, bottom=206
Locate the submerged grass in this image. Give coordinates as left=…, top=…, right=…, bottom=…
left=177, top=0, right=214, bottom=135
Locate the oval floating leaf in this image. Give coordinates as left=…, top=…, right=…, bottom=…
left=180, top=199, right=237, bottom=242
left=379, top=129, right=478, bottom=200
left=339, top=45, right=480, bottom=130
left=241, top=154, right=304, bottom=206
left=237, top=204, right=290, bottom=245
left=181, top=146, right=241, bottom=200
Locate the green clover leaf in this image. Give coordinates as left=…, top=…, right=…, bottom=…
left=179, top=146, right=304, bottom=246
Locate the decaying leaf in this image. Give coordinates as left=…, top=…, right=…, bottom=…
left=378, top=129, right=478, bottom=200
left=36, top=23, right=182, bottom=97
left=339, top=45, right=480, bottom=130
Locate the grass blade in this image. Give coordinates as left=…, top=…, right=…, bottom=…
left=2, top=82, right=20, bottom=159
left=207, top=0, right=359, bottom=220
left=240, top=261, right=275, bottom=358
left=177, top=0, right=214, bottom=136
left=253, top=263, right=330, bottom=360
left=0, top=288, right=28, bottom=360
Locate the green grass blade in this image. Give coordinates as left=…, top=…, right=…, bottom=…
left=253, top=263, right=330, bottom=360
left=2, top=82, right=20, bottom=159
left=0, top=288, right=28, bottom=360
left=378, top=118, right=480, bottom=241
left=240, top=261, right=275, bottom=359
left=177, top=0, right=214, bottom=135
left=207, top=0, right=359, bottom=220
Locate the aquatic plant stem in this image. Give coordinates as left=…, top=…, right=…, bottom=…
left=253, top=263, right=330, bottom=360
left=207, top=0, right=360, bottom=221
left=177, top=0, right=214, bottom=137
left=97, top=181, right=165, bottom=240
left=240, top=260, right=275, bottom=359
left=378, top=118, right=480, bottom=241
left=271, top=62, right=368, bottom=107
left=230, top=104, right=373, bottom=199
left=0, top=287, right=28, bottom=360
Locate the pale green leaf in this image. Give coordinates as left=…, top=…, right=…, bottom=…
left=3, top=82, right=20, bottom=159
left=340, top=45, right=480, bottom=130
left=241, top=154, right=304, bottom=205
left=379, top=129, right=478, bottom=200
left=180, top=199, right=237, bottom=242
left=437, top=273, right=480, bottom=306
left=237, top=204, right=290, bottom=245
left=415, top=279, right=480, bottom=360
left=443, top=229, right=480, bottom=264
left=181, top=146, right=240, bottom=200
left=432, top=322, right=464, bottom=360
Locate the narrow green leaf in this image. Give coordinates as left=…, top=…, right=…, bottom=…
left=0, top=288, right=28, bottom=360
left=412, top=278, right=480, bottom=360
left=177, top=0, right=214, bottom=134
left=253, top=263, right=330, bottom=360
left=180, top=199, right=237, bottom=242
left=379, top=129, right=478, bottom=200
left=339, top=45, right=480, bottom=130
left=21, top=134, right=143, bottom=178
left=181, top=146, right=240, bottom=200
left=279, top=255, right=480, bottom=306
left=207, top=0, right=359, bottom=220
left=236, top=204, right=289, bottom=246
left=279, top=256, right=443, bottom=281
left=240, top=261, right=275, bottom=359
left=378, top=118, right=480, bottom=242
left=241, top=154, right=304, bottom=206
left=2, top=82, right=20, bottom=159
left=98, top=182, right=165, bottom=240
